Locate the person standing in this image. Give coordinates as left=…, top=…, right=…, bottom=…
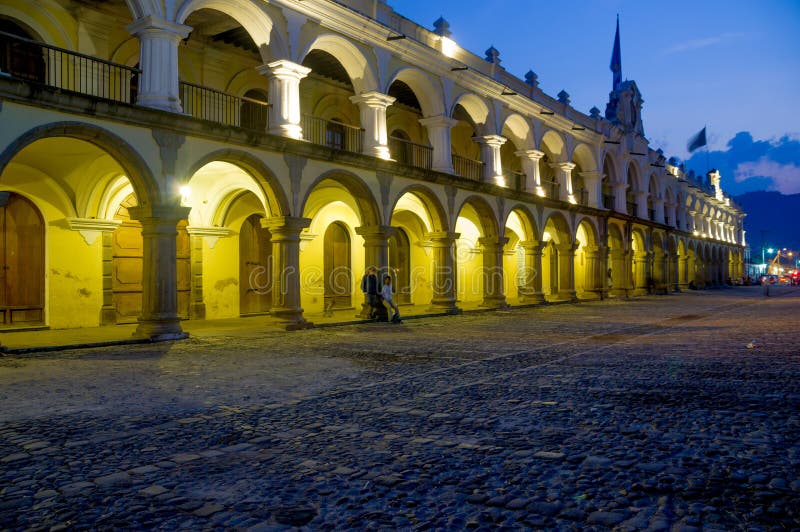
left=381, top=275, right=401, bottom=323
left=361, top=266, right=379, bottom=318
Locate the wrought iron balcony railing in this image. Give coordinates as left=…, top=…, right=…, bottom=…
left=302, top=114, right=363, bottom=154
left=451, top=153, right=483, bottom=181
left=388, top=136, right=433, bottom=169
left=180, top=81, right=269, bottom=131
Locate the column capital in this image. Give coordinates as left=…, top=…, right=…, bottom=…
left=556, top=241, right=580, bottom=253
left=474, top=134, right=507, bottom=148
left=425, top=231, right=460, bottom=243
left=262, top=216, right=311, bottom=238
left=518, top=240, right=542, bottom=252
left=478, top=236, right=509, bottom=248
left=350, top=91, right=396, bottom=109
left=515, top=149, right=545, bottom=161
left=355, top=224, right=396, bottom=241
left=126, top=15, right=191, bottom=40
left=551, top=161, right=576, bottom=172
left=257, top=59, right=311, bottom=80
left=419, top=115, right=459, bottom=128
left=128, top=204, right=191, bottom=225
left=579, top=170, right=601, bottom=180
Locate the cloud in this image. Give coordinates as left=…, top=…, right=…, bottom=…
left=685, top=131, right=800, bottom=196
left=734, top=159, right=800, bottom=195
left=663, top=32, right=749, bottom=55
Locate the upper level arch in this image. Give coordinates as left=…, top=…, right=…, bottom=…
left=299, top=33, right=378, bottom=94
left=450, top=92, right=491, bottom=134
left=384, top=67, right=444, bottom=118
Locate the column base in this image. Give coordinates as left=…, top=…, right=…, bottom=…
left=556, top=290, right=577, bottom=302
left=366, top=145, right=392, bottom=160
left=271, top=307, right=312, bottom=330
left=358, top=301, right=373, bottom=319
left=134, top=317, right=187, bottom=341
left=534, top=186, right=547, bottom=197
left=480, top=296, right=509, bottom=309
left=519, top=292, right=546, bottom=305
left=269, top=124, right=303, bottom=140
left=432, top=164, right=455, bottom=175
left=427, top=298, right=461, bottom=314
left=136, top=94, right=182, bottom=114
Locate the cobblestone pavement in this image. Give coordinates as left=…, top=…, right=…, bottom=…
left=1, top=287, right=799, bottom=531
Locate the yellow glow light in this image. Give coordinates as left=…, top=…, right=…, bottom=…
left=179, top=185, right=191, bottom=205
left=441, top=36, right=457, bottom=58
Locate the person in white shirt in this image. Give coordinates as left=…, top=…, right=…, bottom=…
left=381, top=275, right=401, bottom=323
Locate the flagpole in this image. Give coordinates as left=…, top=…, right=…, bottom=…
left=705, top=124, right=710, bottom=172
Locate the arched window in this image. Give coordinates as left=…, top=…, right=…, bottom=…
left=388, top=228, right=411, bottom=304
left=240, top=89, right=269, bottom=131
left=324, top=222, right=351, bottom=309
left=0, top=192, right=44, bottom=325
left=0, top=19, right=45, bottom=82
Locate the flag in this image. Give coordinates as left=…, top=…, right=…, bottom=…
left=687, top=127, right=707, bottom=153
left=609, top=15, right=621, bottom=90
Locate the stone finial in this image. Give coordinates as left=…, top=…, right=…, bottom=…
left=485, top=45, right=500, bottom=64
left=524, top=70, right=539, bottom=88
left=557, top=90, right=570, bottom=105
left=589, top=106, right=601, bottom=119
left=668, top=156, right=679, bottom=166
left=433, top=17, right=451, bottom=37
left=657, top=148, right=664, bottom=155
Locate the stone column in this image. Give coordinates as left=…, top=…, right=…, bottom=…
left=551, top=162, right=576, bottom=203
left=425, top=231, right=460, bottom=313
left=556, top=242, right=578, bottom=301
left=474, top=135, right=506, bottom=185
left=597, top=244, right=610, bottom=299
left=263, top=216, right=311, bottom=329
left=477, top=236, right=508, bottom=308
left=419, top=115, right=458, bottom=173
left=613, top=182, right=628, bottom=213
left=127, top=16, right=191, bottom=113
left=633, top=250, right=650, bottom=295
left=517, top=241, right=545, bottom=304
left=355, top=225, right=395, bottom=317
left=635, top=191, right=648, bottom=219
left=582, top=245, right=601, bottom=297
left=350, top=91, right=396, bottom=159
left=128, top=204, right=191, bottom=340
left=256, top=60, right=310, bottom=139
left=679, top=255, right=689, bottom=290
left=653, top=198, right=665, bottom=224
left=516, top=150, right=546, bottom=196
left=580, top=171, right=601, bottom=208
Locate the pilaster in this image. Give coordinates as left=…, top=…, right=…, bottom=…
left=258, top=60, right=310, bottom=139
left=516, top=150, right=546, bottom=196
left=425, top=231, right=460, bottom=312
left=478, top=236, right=509, bottom=308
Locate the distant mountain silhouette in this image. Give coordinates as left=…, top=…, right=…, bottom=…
left=734, top=191, right=800, bottom=254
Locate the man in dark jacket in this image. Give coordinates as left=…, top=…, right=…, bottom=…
left=361, top=266, right=379, bottom=318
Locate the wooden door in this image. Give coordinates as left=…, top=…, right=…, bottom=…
left=112, top=194, right=190, bottom=324
left=388, top=228, right=411, bottom=304
left=239, top=214, right=272, bottom=315
left=0, top=192, right=44, bottom=325
left=323, top=222, right=351, bottom=309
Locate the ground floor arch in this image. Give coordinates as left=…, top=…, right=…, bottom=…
left=574, top=218, right=602, bottom=300
left=541, top=212, right=575, bottom=301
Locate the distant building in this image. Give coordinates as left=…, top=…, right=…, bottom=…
left=0, top=0, right=745, bottom=336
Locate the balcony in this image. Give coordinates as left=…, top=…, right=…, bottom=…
left=603, top=194, right=614, bottom=209
left=542, top=179, right=560, bottom=199
left=0, top=30, right=138, bottom=103
left=627, top=201, right=637, bottom=216
left=180, top=82, right=269, bottom=131
left=301, top=114, right=363, bottom=154
left=388, top=136, right=432, bottom=170
left=503, top=170, right=526, bottom=191
left=451, top=154, right=483, bottom=181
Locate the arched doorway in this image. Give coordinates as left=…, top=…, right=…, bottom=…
left=0, top=192, right=44, bottom=325
left=112, top=193, right=191, bottom=323
left=239, top=213, right=272, bottom=315
left=323, top=221, right=351, bottom=310
left=388, top=228, right=411, bottom=304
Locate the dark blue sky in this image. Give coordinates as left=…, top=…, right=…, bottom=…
left=393, top=0, right=800, bottom=195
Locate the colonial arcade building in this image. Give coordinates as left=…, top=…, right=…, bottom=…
left=0, top=0, right=745, bottom=338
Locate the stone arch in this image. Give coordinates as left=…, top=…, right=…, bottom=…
left=572, top=143, right=597, bottom=172
left=540, top=129, right=565, bottom=160
left=501, top=114, right=534, bottom=150
left=385, top=67, right=445, bottom=118
left=0, top=5, right=73, bottom=48
left=630, top=227, right=648, bottom=294
left=175, top=0, right=281, bottom=63
left=183, top=149, right=290, bottom=222
left=300, top=170, right=380, bottom=228
left=300, top=33, right=378, bottom=94
left=455, top=195, right=499, bottom=239
left=607, top=221, right=627, bottom=296
left=0, top=122, right=158, bottom=206
left=450, top=92, right=491, bottom=133
left=389, top=184, right=449, bottom=233
left=541, top=210, right=574, bottom=301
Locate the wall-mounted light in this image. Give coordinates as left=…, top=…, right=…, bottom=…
left=387, top=33, right=406, bottom=41
left=501, top=89, right=517, bottom=96
left=441, top=36, right=457, bottom=58
left=450, top=65, right=468, bottom=71
left=179, top=185, right=191, bottom=206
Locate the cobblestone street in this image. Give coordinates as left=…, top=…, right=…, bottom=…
left=1, top=288, right=798, bottom=530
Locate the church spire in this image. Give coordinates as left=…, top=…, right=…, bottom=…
left=610, top=15, right=622, bottom=90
